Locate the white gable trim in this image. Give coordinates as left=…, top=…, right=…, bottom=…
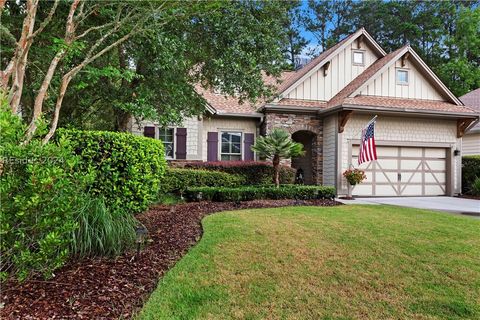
left=279, top=29, right=386, bottom=100
left=351, top=46, right=462, bottom=105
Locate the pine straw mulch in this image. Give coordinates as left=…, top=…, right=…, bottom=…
left=1, top=199, right=339, bottom=319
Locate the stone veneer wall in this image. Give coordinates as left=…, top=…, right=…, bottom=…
left=263, top=112, right=324, bottom=185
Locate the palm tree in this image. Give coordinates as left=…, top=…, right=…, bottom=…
left=251, top=129, right=305, bottom=187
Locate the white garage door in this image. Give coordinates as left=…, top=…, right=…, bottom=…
left=351, top=146, right=447, bottom=196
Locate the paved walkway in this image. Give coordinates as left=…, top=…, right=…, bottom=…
left=336, top=196, right=480, bottom=218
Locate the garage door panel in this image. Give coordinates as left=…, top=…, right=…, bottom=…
left=401, top=160, right=422, bottom=170
left=377, top=159, right=398, bottom=170
left=374, top=185, right=398, bottom=196
left=401, top=185, right=423, bottom=196
left=425, top=148, right=446, bottom=158
left=425, top=160, right=445, bottom=171
left=425, top=172, right=446, bottom=183
left=425, top=185, right=445, bottom=196
left=376, top=172, right=396, bottom=183
left=401, top=147, right=422, bottom=157
left=377, top=147, right=398, bottom=157
left=403, top=172, right=422, bottom=183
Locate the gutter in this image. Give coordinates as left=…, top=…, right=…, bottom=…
left=320, top=104, right=480, bottom=119
left=213, top=112, right=264, bottom=118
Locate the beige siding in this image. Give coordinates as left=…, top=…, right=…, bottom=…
left=462, top=132, right=480, bottom=155
left=131, top=117, right=203, bottom=160
left=322, top=114, right=337, bottom=186
left=338, top=114, right=461, bottom=195
left=201, top=117, right=259, bottom=161
left=286, top=42, right=381, bottom=101
left=359, top=59, right=444, bottom=100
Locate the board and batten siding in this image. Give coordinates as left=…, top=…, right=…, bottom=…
left=286, top=42, right=381, bottom=101
left=462, top=132, right=480, bottom=155
left=358, top=59, right=444, bottom=101
left=322, top=114, right=337, bottom=186
left=201, top=117, right=259, bottom=161
left=338, top=114, right=461, bottom=195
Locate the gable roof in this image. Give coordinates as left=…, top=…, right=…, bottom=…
left=278, top=28, right=386, bottom=98
left=460, top=88, right=480, bottom=111
left=350, top=45, right=463, bottom=105
left=199, top=28, right=473, bottom=117
left=460, top=88, right=480, bottom=130
left=196, top=72, right=294, bottom=115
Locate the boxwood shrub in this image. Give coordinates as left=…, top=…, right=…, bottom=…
left=462, top=155, right=480, bottom=194
left=58, top=129, right=167, bottom=213
left=160, top=168, right=244, bottom=195
left=183, top=161, right=296, bottom=184
left=185, top=185, right=336, bottom=202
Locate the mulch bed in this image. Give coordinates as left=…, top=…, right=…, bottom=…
left=456, top=194, right=480, bottom=200
left=1, top=199, right=339, bottom=319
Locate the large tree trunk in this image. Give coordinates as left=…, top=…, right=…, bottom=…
left=116, top=110, right=131, bottom=132
left=273, top=154, right=280, bottom=188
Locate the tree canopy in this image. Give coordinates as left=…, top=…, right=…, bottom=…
left=304, top=0, right=480, bottom=96
left=1, top=0, right=292, bottom=139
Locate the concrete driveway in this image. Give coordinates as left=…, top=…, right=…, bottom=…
left=337, top=196, right=480, bottom=218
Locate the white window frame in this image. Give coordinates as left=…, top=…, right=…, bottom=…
left=352, top=50, right=365, bottom=66
left=396, top=69, right=409, bottom=85
left=158, top=127, right=175, bottom=159
left=220, top=131, right=242, bottom=161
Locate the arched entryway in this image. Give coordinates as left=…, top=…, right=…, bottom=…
left=292, top=130, right=316, bottom=184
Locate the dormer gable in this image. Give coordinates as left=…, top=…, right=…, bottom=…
left=351, top=46, right=462, bottom=105
left=278, top=28, right=386, bottom=102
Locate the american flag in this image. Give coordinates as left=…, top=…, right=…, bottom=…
left=358, top=120, right=377, bottom=165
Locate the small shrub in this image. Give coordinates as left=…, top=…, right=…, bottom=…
left=462, top=156, right=480, bottom=194
left=185, top=185, right=336, bottom=202
left=71, top=197, right=137, bottom=257
left=183, top=161, right=295, bottom=185
left=58, top=129, right=167, bottom=213
left=471, top=177, right=480, bottom=196
left=160, top=168, right=244, bottom=195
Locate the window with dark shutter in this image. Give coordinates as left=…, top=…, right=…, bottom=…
left=144, top=126, right=155, bottom=138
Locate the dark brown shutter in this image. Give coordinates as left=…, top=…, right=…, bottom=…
left=175, top=128, right=187, bottom=159
left=207, top=132, right=218, bottom=161
left=144, top=126, right=155, bottom=138
left=244, top=133, right=255, bottom=161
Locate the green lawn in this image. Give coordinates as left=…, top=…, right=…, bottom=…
left=138, top=205, right=480, bottom=320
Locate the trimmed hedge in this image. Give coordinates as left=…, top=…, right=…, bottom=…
left=58, top=129, right=167, bottom=213
left=183, top=161, right=296, bottom=185
left=462, top=155, right=480, bottom=194
left=160, top=168, right=245, bottom=195
left=185, top=185, right=336, bottom=202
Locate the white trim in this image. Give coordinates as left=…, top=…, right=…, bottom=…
left=219, top=131, right=243, bottom=161
left=396, top=68, right=409, bottom=85
left=352, top=50, right=365, bottom=66
left=158, top=127, right=176, bottom=160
